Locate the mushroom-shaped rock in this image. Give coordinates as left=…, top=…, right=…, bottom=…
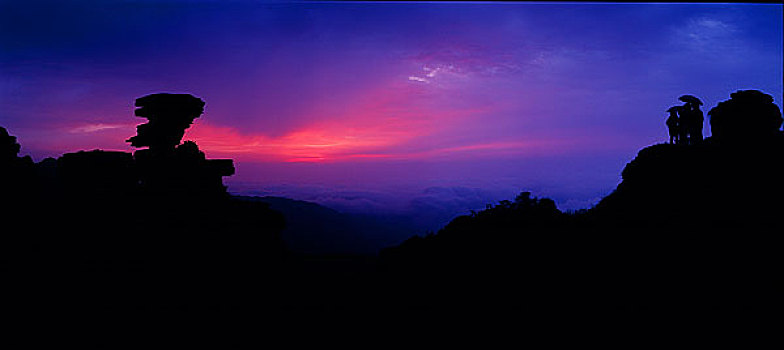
left=126, top=93, right=205, bottom=153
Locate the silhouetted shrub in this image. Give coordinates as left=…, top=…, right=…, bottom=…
left=0, top=127, right=35, bottom=202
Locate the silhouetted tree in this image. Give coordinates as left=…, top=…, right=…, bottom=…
left=0, top=127, right=35, bottom=202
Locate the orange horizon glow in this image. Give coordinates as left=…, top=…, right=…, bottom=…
left=183, top=120, right=587, bottom=163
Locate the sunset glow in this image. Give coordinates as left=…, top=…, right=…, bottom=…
left=1, top=1, right=781, bottom=210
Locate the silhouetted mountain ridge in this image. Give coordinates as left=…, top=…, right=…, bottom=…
left=380, top=90, right=783, bottom=311
left=595, top=134, right=784, bottom=223
left=234, top=195, right=423, bottom=255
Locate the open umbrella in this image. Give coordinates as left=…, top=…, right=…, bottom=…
left=678, top=95, right=703, bottom=106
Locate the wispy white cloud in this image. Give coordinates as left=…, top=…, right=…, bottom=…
left=407, top=64, right=470, bottom=85
left=69, top=123, right=129, bottom=133
left=672, top=15, right=739, bottom=52
left=424, top=66, right=441, bottom=78
left=409, top=48, right=524, bottom=81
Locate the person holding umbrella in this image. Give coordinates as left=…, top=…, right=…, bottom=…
left=666, top=106, right=681, bottom=144
left=678, top=95, right=704, bottom=145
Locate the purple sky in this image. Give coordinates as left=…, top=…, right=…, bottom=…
left=1, top=1, right=782, bottom=212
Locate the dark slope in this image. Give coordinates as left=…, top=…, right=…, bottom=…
left=234, top=195, right=426, bottom=255
left=235, top=195, right=375, bottom=255
left=380, top=90, right=784, bottom=312
left=594, top=137, right=784, bottom=225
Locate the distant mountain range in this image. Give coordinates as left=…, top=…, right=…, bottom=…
left=234, top=195, right=425, bottom=255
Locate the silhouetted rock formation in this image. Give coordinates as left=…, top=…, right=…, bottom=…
left=709, top=89, right=783, bottom=143
left=1, top=94, right=287, bottom=316
left=57, top=150, right=137, bottom=197
left=127, top=93, right=205, bottom=152
left=127, top=93, right=235, bottom=197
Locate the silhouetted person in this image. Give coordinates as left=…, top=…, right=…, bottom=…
left=681, top=104, right=703, bottom=145
left=677, top=105, right=690, bottom=144
left=670, top=95, right=704, bottom=145
left=666, top=107, right=680, bottom=144
left=689, top=104, right=704, bottom=143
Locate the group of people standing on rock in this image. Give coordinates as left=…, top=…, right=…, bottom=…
left=666, top=95, right=704, bottom=145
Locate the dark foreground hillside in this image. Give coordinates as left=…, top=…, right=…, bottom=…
left=380, top=90, right=784, bottom=313
left=1, top=90, right=782, bottom=331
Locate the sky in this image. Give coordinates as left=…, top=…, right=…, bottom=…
left=1, top=0, right=782, bottom=214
